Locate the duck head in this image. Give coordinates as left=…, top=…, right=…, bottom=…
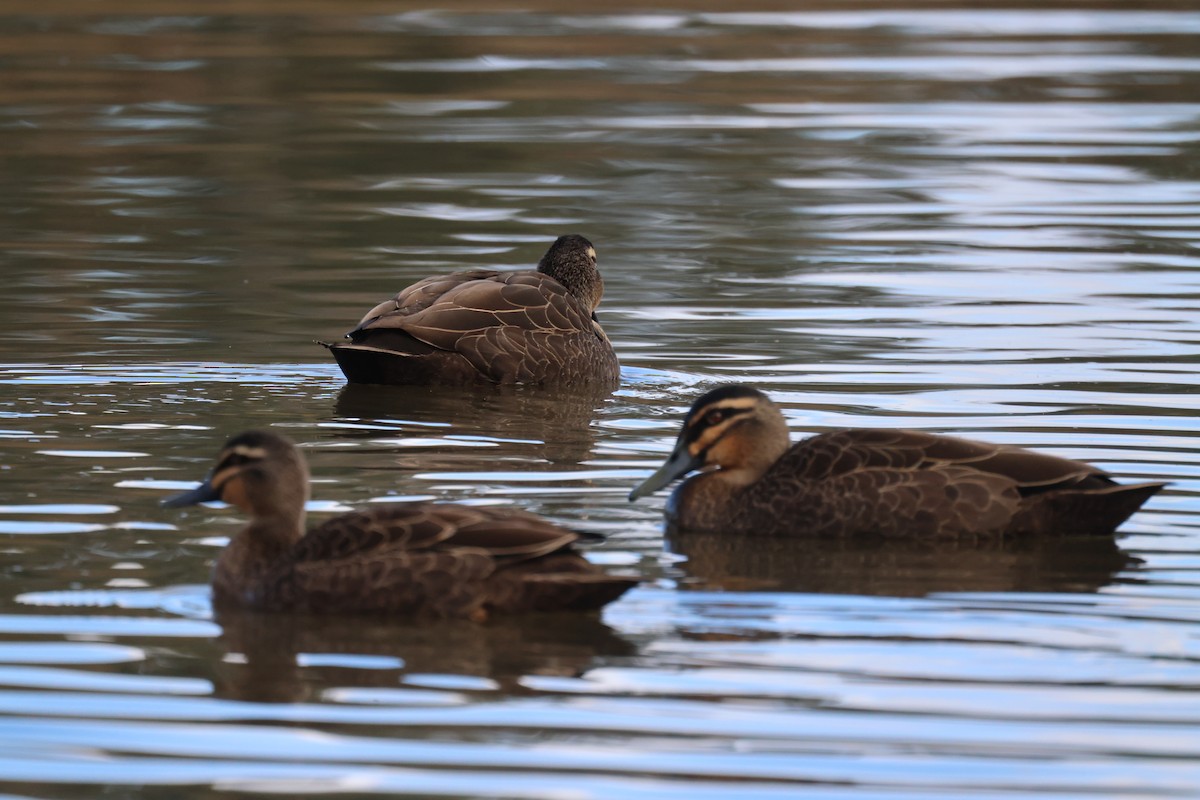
left=629, top=385, right=791, bottom=501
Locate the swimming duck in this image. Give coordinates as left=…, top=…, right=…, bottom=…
left=163, top=430, right=637, bottom=618
left=323, top=234, right=620, bottom=388
left=629, top=385, right=1164, bottom=538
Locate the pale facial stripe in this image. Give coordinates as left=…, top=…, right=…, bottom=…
left=685, top=397, right=759, bottom=430
left=211, top=444, right=268, bottom=488
left=219, top=444, right=268, bottom=465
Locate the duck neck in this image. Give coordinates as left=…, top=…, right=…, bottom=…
left=745, top=438, right=789, bottom=484
left=213, top=511, right=305, bottom=604
left=722, top=416, right=790, bottom=488
left=670, top=418, right=789, bottom=530
left=541, top=261, right=601, bottom=310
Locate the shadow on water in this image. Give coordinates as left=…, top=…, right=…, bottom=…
left=668, top=530, right=1141, bottom=596
left=213, top=607, right=636, bottom=703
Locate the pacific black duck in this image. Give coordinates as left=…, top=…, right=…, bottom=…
left=629, top=384, right=1164, bottom=538
left=163, top=430, right=637, bottom=618
left=322, top=234, right=620, bottom=388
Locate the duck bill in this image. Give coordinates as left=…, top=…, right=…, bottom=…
left=629, top=446, right=701, bottom=501
left=161, top=476, right=221, bottom=508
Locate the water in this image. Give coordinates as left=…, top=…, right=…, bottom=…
left=2, top=3, right=1199, bottom=798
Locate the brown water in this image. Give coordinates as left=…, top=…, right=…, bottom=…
left=2, top=3, right=1200, bottom=798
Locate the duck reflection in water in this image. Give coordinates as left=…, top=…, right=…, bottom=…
left=331, top=381, right=607, bottom=466
left=667, top=530, right=1140, bottom=596
left=211, top=607, right=635, bottom=704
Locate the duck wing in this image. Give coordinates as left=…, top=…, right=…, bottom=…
left=291, top=502, right=584, bottom=564
left=343, top=270, right=606, bottom=384
left=778, top=429, right=1112, bottom=493
left=750, top=430, right=1153, bottom=537
left=351, top=271, right=596, bottom=346
left=349, top=269, right=504, bottom=330
left=272, top=503, right=597, bottom=616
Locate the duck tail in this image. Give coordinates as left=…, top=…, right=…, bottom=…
left=1017, top=481, right=1166, bottom=536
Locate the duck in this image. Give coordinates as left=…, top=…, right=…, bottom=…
left=162, top=430, right=637, bottom=618
left=629, top=384, right=1165, bottom=538
left=322, top=234, right=620, bottom=388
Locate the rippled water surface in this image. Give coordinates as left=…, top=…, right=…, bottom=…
left=2, top=2, right=1199, bottom=798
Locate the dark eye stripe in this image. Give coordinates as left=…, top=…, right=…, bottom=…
left=218, top=453, right=250, bottom=470
left=686, top=405, right=751, bottom=443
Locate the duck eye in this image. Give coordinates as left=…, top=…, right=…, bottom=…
left=705, top=410, right=725, bottom=426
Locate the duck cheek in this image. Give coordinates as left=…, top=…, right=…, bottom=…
left=705, top=437, right=744, bottom=470
left=220, top=477, right=253, bottom=515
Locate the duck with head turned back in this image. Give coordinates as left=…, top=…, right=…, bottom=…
left=322, top=234, right=620, bottom=388
left=629, top=384, right=1165, bottom=538
left=163, top=430, right=637, bottom=618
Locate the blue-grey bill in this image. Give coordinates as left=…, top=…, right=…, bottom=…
left=161, top=477, right=220, bottom=508
left=628, top=448, right=700, bottom=501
